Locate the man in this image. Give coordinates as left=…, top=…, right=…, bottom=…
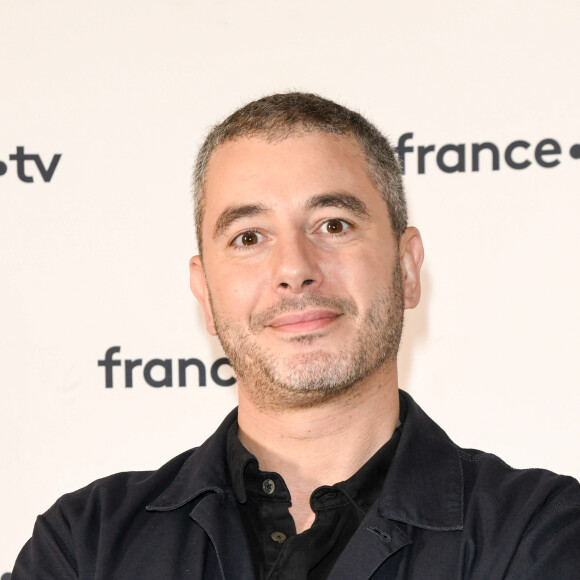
left=13, top=93, right=580, bottom=578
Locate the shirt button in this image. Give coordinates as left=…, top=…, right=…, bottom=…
left=271, top=531, right=287, bottom=543
left=262, top=478, right=275, bottom=494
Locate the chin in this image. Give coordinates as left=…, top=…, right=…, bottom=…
left=269, top=351, right=362, bottom=393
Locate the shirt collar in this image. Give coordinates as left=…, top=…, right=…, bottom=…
left=146, top=391, right=464, bottom=532
left=146, top=407, right=238, bottom=511
left=335, top=399, right=405, bottom=513
left=226, top=421, right=255, bottom=503
left=377, top=391, right=464, bottom=531
left=226, top=417, right=402, bottom=508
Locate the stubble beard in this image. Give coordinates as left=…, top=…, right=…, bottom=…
left=210, top=262, right=405, bottom=410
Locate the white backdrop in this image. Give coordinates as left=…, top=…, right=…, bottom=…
left=2, top=0, right=579, bottom=574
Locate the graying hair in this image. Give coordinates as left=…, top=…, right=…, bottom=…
left=192, top=92, right=407, bottom=254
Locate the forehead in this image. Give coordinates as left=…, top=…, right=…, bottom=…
left=202, top=133, right=386, bottom=233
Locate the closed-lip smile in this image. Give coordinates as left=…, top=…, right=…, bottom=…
left=267, top=309, right=342, bottom=333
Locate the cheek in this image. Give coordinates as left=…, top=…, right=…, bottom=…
left=324, top=249, right=392, bottom=290
left=208, top=263, right=268, bottom=319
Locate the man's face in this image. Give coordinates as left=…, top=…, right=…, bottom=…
left=190, top=133, right=422, bottom=408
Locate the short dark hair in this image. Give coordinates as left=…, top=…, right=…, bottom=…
left=193, top=92, right=407, bottom=253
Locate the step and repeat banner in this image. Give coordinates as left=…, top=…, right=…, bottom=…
left=2, top=0, right=579, bottom=574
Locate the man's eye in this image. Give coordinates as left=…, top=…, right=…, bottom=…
left=231, top=230, right=263, bottom=247
left=319, top=219, right=350, bottom=235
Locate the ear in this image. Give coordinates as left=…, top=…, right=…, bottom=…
left=399, top=227, right=424, bottom=310
left=189, top=255, right=217, bottom=335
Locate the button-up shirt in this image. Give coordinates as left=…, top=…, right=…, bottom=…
left=226, top=411, right=403, bottom=578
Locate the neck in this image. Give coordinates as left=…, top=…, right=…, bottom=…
left=236, top=363, right=400, bottom=532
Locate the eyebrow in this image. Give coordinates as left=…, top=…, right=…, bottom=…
left=304, top=192, right=371, bottom=220
left=213, top=203, right=271, bottom=239
left=212, top=192, right=371, bottom=240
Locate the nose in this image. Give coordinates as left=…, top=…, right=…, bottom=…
left=270, top=233, right=322, bottom=294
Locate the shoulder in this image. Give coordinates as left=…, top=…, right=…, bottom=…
left=48, top=448, right=196, bottom=522
left=457, top=444, right=580, bottom=510
left=398, top=391, right=580, bottom=575
left=401, top=390, right=580, bottom=516
left=12, top=449, right=200, bottom=579
left=35, top=448, right=199, bottom=552
left=456, top=446, right=580, bottom=575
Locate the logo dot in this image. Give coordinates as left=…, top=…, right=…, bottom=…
left=0, top=161, right=7, bottom=176
left=570, top=144, right=580, bottom=159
